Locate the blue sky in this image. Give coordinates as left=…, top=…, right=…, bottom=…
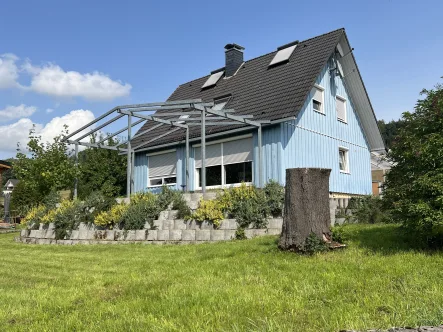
left=0, top=0, right=442, bottom=158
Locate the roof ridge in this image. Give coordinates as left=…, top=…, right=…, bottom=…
left=171, top=28, right=345, bottom=90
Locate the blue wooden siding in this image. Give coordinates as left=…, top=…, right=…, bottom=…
left=252, top=125, right=282, bottom=186
left=134, top=57, right=372, bottom=195
left=134, top=153, right=148, bottom=193
left=278, top=57, right=372, bottom=194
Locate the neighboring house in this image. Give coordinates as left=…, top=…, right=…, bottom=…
left=371, top=152, right=393, bottom=196
left=3, top=179, right=19, bottom=194
left=0, top=160, right=11, bottom=191
left=131, top=28, right=385, bottom=196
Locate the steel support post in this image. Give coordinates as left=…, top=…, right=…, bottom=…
left=127, top=114, right=132, bottom=200
left=258, top=125, right=263, bottom=188
left=201, top=107, right=206, bottom=193
left=186, top=127, right=190, bottom=192
left=74, top=143, right=79, bottom=199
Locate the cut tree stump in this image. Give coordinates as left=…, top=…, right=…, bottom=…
left=279, top=168, right=332, bottom=251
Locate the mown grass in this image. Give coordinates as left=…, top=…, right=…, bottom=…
left=0, top=224, right=442, bottom=331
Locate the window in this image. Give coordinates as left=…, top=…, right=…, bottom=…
left=201, top=70, right=224, bottom=89
left=225, top=162, right=252, bottom=184
left=149, top=177, right=177, bottom=187
left=339, top=148, right=349, bottom=173
left=312, top=85, right=324, bottom=114
left=194, top=136, right=253, bottom=188
left=212, top=95, right=231, bottom=111
left=269, top=44, right=297, bottom=66
left=336, top=96, right=346, bottom=122
left=197, top=165, right=222, bottom=187
left=148, top=151, right=177, bottom=187
left=176, top=114, right=189, bottom=124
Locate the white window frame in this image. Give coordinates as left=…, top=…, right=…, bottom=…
left=312, top=84, right=325, bottom=114
left=147, top=149, right=177, bottom=188
left=338, top=147, right=350, bottom=174
left=194, top=135, right=253, bottom=190
left=336, top=95, right=347, bottom=123
left=148, top=176, right=177, bottom=188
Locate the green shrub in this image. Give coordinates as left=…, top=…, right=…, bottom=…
left=235, top=227, right=247, bottom=240
left=263, top=180, right=284, bottom=217
left=82, top=191, right=116, bottom=224
left=303, top=233, right=328, bottom=255
left=331, top=225, right=347, bottom=244
left=229, top=185, right=270, bottom=229
left=172, top=194, right=191, bottom=220
left=189, top=199, right=224, bottom=228
left=22, top=205, right=47, bottom=230
left=10, top=181, right=41, bottom=216
left=94, top=204, right=128, bottom=229
left=231, top=189, right=269, bottom=229
left=121, top=194, right=160, bottom=230
left=352, top=196, right=390, bottom=224
left=157, top=185, right=176, bottom=211
left=42, top=200, right=84, bottom=239
left=42, top=191, right=61, bottom=210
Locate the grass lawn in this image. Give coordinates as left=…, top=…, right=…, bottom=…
left=0, top=224, right=442, bottom=331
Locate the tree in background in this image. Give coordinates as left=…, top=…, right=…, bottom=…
left=77, top=135, right=127, bottom=199
left=11, top=125, right=78, bottom=210
left=377, top=119, right=405, bottom=150
left=1, top=159, right=15, bottom=187
left=383, top=83, right=443, bottom=246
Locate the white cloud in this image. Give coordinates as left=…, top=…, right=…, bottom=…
left=0, top=110, right=95, bottom=154
left=0, top=54, right=20, bottom=89
left=0, top=54, right=132, bottom=101
left=0, top=104, right=37, bottom=122
left=23, top=61, right=132, bottom=101
left=46, top=108, right=54, bottom=113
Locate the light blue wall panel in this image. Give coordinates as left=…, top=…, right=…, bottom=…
left=253, top=125, right=282, bottom=186
left=295, top=57, right=369, bottom=149
left=134, top=153, right=148, bottom=193
left=280, top=58, right=372, bottom=194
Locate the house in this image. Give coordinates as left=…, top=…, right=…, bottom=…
left=0, top=160, right=11, bottom=191
left=371, top=152, right=392, bottom=196
left=3, top=179, right=19, bottom=194
left=131, top=28, right=385, bottom=197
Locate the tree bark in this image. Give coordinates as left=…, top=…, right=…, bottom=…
left=279, top=168, right=332, bottom=251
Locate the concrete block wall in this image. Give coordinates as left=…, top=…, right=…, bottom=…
left=17, top=216, right=284, bottom=245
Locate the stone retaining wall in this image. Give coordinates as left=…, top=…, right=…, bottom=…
left=16, top=216, right=283, bottom=245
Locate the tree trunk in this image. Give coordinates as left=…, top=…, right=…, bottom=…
left=279, top=168, right=332, bottom=251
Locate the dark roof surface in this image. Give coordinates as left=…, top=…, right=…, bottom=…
left=131, top=28, right=345, bottom=150
left=0, top=160, right=11, bottom=168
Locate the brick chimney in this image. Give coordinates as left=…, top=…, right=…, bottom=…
left=224, top=43, right=244, bottom=77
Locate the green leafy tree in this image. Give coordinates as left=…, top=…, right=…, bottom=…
left=12, top=125, right=77, bottom=208
left=383, top=83, right=443, bottom=246
left=377, top=119, right=406, bottom=150
left=77, top=134, right=127, bottom=199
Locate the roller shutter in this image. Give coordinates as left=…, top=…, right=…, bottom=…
left=223, top=138, right=253, bottom=165
left=148, top=152, right=177, bottom=178
left=194, top=144, right=222, bottom=168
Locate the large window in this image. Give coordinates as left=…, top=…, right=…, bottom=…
left=225, top=162, right=252, bottom=184
left=148, top=151, right=177, bottom=187
left=194, top=137, right=253, bottom=188
left=197, top=165, right=222, bottom=187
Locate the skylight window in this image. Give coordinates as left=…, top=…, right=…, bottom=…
left=176, top=114, right=190, bottom=124
left=202, top=70, right=224, bottom=89
left=269, top=44, right=297, bottom=66
left=212, top=96, right=231, bottom=111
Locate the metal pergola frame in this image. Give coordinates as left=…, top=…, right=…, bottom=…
left=62, top=99, right=270, bottom=200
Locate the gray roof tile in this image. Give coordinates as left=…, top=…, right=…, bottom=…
left=131, top=28, right=344, bottom=150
